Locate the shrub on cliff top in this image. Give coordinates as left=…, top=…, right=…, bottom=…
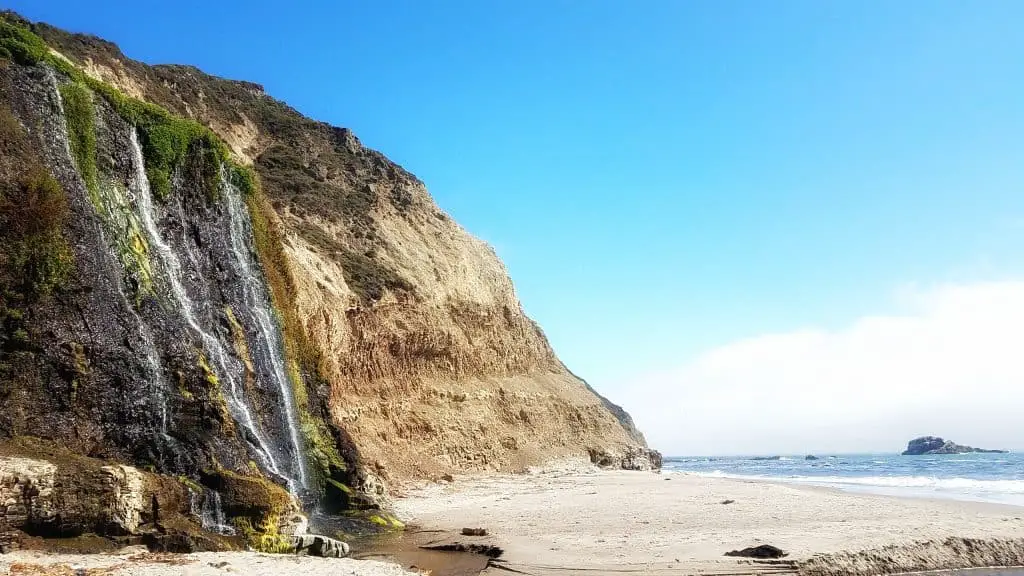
left=0, top=18, right=49, bottom=65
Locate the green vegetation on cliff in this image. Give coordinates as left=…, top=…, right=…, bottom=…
left=57, top=82, right=99, bottom=199
left=0, top=102, right=74, bottom=433
left=0, top=105, right=74, bottom=342
left=1, top=14, right=228, bottom=201
left=242, top=172, right=353, bottom=494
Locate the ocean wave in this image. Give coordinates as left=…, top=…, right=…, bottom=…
left=686, top=471, right=1024, bottom=494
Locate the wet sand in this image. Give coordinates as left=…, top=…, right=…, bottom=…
left=392, top=464, right=1024, bottom=576
left=352, top=530, right=490, bottom=576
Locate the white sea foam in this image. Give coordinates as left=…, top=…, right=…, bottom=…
left=681, top=470, right=1024, bottom=505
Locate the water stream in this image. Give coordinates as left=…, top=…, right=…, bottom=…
left=126, top=129, right=294, bottom=490
left=53, top=73, right=170, bottom=439
left=222, top=175, right=309, bottom=491
left=189, top=488, right=235, bottom=536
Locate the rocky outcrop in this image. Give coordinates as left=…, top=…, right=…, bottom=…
left=0, top=457, right=56, bottom=533
left=0, top=439, right=203, bottom=541
left=291, top=534, right=350, bottom=558
left=588, top=446, right=663, bottom=471
left=901, top=437, right=1007, bottom=456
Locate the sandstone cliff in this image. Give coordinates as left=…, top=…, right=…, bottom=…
left=25, top=17, right=658, bottom=482
left=1, top=9, right=655, bottom=518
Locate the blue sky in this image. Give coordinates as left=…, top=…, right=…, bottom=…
left=15, top=1, right=1024, bottom=452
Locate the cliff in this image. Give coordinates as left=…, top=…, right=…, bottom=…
left=0, top=12, right=656, bottom=549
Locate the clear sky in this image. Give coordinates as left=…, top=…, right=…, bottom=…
left=15, top=1, right=1024, bottom=455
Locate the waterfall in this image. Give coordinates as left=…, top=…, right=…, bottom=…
left=222, top=175, right=309, bottom=491
left=52, top=71, right=169, bottom=437
left=122, top=283, right=169, bottom=434
left=189, top=488, right=235, bottom=536
left=125, top=129, right=295, bottom=491
left=202, top=490, right=235, bottom=536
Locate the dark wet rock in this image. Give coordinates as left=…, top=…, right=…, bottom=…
left=142, top=531, right=223, bottom=553
left=291, top=534, right=350, bottom=558
left=721, top=499, right=736, bottom=505
left=421, top=542, right=504, bottom=559
left=805, top=455, right=819, bottom=460
left=902, top=437, right=1007, bottom=455
left=726, top=544, right=788, bottom=558
left=461, top=527, right=487, bottom=536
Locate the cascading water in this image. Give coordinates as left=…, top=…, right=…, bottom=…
left=202, top=490, right=235, bottom=536
left=52, top=71, right=170, bottom=438
left=222, top=174, right=309, bottom=491
left=125, top=129, right=295, bottom=491
left=189, top=488, right=235, bottom=536
left=122, top=284, right=169, bottom=435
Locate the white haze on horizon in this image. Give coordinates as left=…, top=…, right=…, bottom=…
left=621, top=281, right=1024, bottom=457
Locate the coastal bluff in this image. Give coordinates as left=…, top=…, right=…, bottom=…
left=902, top=436, right=1007, bottom=455
left=0, top=11, right=657, bottom=555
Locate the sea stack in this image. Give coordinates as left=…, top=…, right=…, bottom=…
left=901, top=437, right=1007, bottom=455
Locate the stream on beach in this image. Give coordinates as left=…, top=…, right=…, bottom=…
left=350, top=530, right=491, bottom=576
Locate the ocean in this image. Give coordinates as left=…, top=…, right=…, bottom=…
left=663, top=452, right=1024, bottom=507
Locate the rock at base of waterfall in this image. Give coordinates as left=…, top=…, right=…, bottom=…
left=291, top=534, right=350, bottom=558
left=0, top=455, right=148, bottom=536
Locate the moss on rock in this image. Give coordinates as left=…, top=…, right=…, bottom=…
left=1, top=13, right=229, bottom=203
left=57, top=81, right=98, bottom=200
left=200, top=468, right=296, bottom=553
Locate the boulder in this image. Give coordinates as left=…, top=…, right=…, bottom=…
left=805, top=455, right=819, bottom=461
left=902, top=437, right=1007, bottom=456
left=290, top=534, right=350, bottom=558
left=589, top=447, right=663, bottom=471
left=725, top=544, right=788, bottom=559
left=0, top=531, right=21, bottom=554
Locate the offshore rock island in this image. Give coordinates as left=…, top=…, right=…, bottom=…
left=901, top=436, right=1008, bottom=456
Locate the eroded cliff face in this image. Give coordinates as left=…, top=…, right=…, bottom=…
left=2, top=12, right=656, bottom=514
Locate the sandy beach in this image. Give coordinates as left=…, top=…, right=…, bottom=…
left=392, top=464, right=1024, bottom=575
left=5, top=465, right=1024, bottom=576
